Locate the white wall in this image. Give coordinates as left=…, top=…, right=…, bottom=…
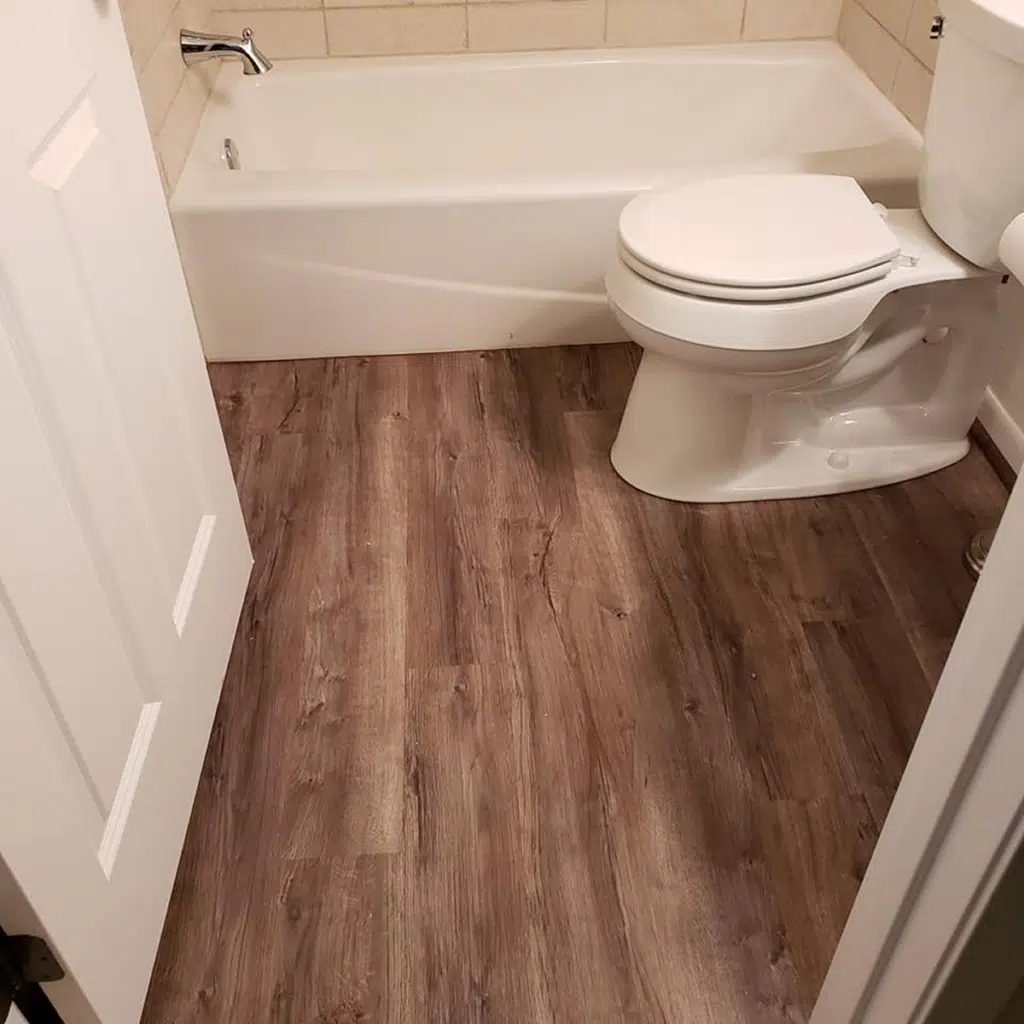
left=981, top=282, right=1024, bottom=472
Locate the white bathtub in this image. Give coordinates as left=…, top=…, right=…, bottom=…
left=171, top=42, right=922, bottom=361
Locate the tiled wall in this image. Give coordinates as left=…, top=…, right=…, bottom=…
left=206, top=0, right=843, bottom=61
left=118, top=0, right=218, bottom=193
left=838, top=0, right=939, bottom=130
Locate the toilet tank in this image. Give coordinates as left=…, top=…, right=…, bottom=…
left=919, top=0, right=1024, bottom=269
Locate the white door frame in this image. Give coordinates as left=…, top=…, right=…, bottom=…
left=812, top=469, right=1024, bottom=1023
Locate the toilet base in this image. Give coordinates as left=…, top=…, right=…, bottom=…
left=610, top=350, right=971, bottom=503
left=611, top=433, right=968, bottom=503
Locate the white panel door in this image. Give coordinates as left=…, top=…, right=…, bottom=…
left=0, top=2, right=253, bottom=1023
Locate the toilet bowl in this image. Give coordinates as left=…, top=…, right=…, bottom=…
left=605, top=0, right=1024, bottom=503
left=606, top=173, right=1003, bottom=502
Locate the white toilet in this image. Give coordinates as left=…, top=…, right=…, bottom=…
left=607, top=0, right=1024, bottom=503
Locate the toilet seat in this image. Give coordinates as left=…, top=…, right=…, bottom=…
left=619, top=174, right=903, bottom=302
left=607, top=208, right=987, bottom=353
left=618, top=244, right=896, bottom=302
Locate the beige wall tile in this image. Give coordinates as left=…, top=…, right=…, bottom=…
left=468, top=0, right=605, bottom=52
left=118, top=0, right=214, bottom=197
left=156, top=70, right=210, bottom=190
left=606, top=0, right=744, bottom=47
left=138, top=27, right=187, bottom=136
left=326, top=6, right=467, bottom=55
left=120, top=0, right=178, bottom=70
left=126, top=0, right=951, bottom=74
left=838, top=0, right=937, bottom=134
left=743, top=0, right=843, bottom=41
left=210, top=10, right=328, bottom=57
left=857, top=0, right=913, bottom=40
left=136, top=0, right=210, bottom=136
left=214, top=0, right=319, bottom=8
left=891, top=49, right=932, bottom=129
left=327, top=0, right=456, bottom=7
left=838, top=1, right=902, bottom=92
left=905, top=0, right=940, bottom=70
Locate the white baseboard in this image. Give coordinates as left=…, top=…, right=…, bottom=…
left=979, top=387, right=1024, bottom=473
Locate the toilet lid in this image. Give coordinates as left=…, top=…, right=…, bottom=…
left=619, top=174, right=902, bottom=292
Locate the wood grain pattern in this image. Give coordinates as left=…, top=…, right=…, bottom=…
left=143, top=345, right=1009, bottom=1024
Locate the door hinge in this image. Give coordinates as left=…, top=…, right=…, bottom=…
left=0, top=928, right=65, bottom=1024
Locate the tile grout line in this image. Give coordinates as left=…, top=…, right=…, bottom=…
left=136, top=0, right=187, bottom=71
left=854, top=0, right=908, bottom=50
left=154, top=70, right=188, bottom=141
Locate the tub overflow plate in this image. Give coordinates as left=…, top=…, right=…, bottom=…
left=223, top=137, right=241, bottom=171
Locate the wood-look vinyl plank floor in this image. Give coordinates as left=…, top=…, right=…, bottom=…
left=142, top=344, right=1009, bottom=1024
